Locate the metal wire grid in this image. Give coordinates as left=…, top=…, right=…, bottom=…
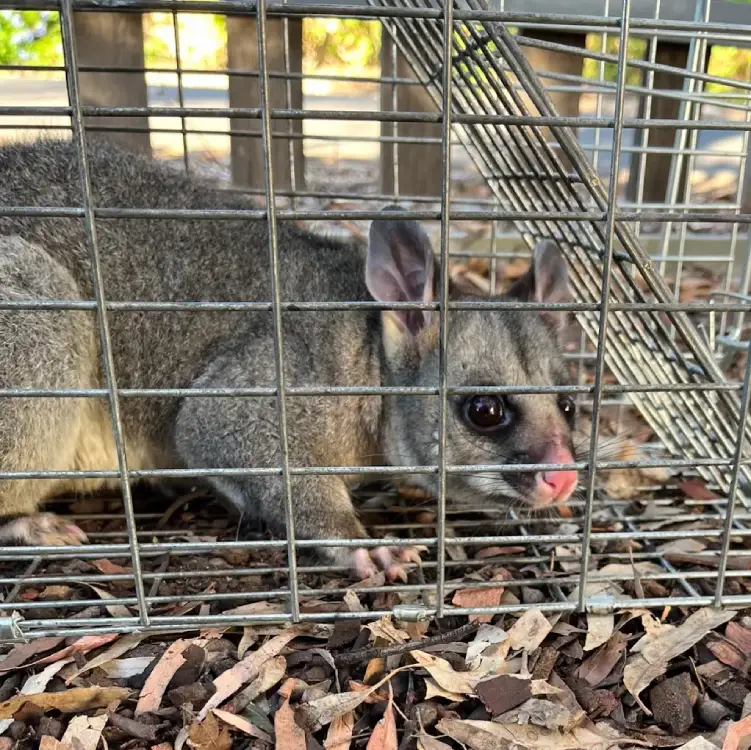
left=373, top=0, right=751, bottom=523
left=0, top=0, right=749, bottom=638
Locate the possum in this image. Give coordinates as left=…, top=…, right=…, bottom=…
left=0, top=139, right=578, bottom=580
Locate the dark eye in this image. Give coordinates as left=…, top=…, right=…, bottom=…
left=463, top=395, right=510, bottom=432
left=558, top=395, right=576, bottom=419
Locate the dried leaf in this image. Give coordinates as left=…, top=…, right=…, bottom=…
left=80, top=583, right=132, bottom=619
left=723, top=713, right=751, bottom=750
left=707, top=639, right=746, bottom=671
left=726, top=622, right=751, bottom=654
left=222, top=655, right=287, bottom=713
left=101, top=656, right=155, bottom=679
left=20, top=660, right=71, bottom=695
left=30, top=633, right=120, bottom=669
left=366, top=616, right=409, bottom=644
left=212, top=708, right=273, bottom=743
left=475, top=546, right=526, bottom=559
left=507, top=609, right=552, bottom=653
left=136, top=639, right=192, bottom=716
left=466, top=624, right=508, bottom=670
left=424, top=677, right=464, bottom=702
left=496, top=698, right=580, bottom=731
left=325, top=710, right=354, bottom=749
left=678, top=740, right=721, bottom=750
left=91, top=558, right=132, bottom=575
left=366, top=685, right=397, bottom=750
left=60, top=713, right=108, bottom=750
left=0, top=660, right=73, bottom=734
left=624, top=607, right=737, bottom=702
left=0, top=686, right=129, bottom=718
left=412, top=650, right=477, bottom=694
left=299, top=688, right=376, bottom=733
left=187, top=712, right=232, bottom=750
left=679, top=480, right=721, bottom=500
left=437, top=718, right=640, bottom=749
left=0, top=637, right=65, bottom=673
left=578, top=632, right=628, bottom=687
left=584, top=612, right=614, bottom=652
left=66, top=633, right=148, bottom=683
left=452, top=585, right=504, bottom=624
left=657, top=539, right=707, bottom=554
left=417, top=737, right=453, bottom=750
left=200, top=627, right=302, bottom=720
left=276, top=678, right=306, bottom=748
left=237, top=627, right=256, bottom=660
left=299, top=667, right=407, bottom=732
left=39, top=738, right=71, bottom=750
left=343, top=590, right=365, bottom=613
left=220, top=600, right=285, bottom=617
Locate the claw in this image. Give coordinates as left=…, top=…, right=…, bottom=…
left=394, top=545, right=426, bottom=566
left=385, top=564, right=408, bottom=584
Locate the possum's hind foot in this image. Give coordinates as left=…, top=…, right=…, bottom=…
left=0, top=513, right=88, bottom=546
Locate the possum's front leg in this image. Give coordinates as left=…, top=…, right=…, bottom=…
left=174, top=361, right=423, bottom=582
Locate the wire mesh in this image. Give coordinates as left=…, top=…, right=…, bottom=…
left=0, top=0, right=748, bottom=639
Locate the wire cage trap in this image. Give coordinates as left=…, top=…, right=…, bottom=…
left=0, top=0, right=747, bottom=657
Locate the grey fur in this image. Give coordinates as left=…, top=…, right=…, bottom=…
left=0, top=139, right=576, bottom=572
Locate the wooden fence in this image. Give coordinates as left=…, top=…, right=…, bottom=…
left=71, top=7, right=751, bottom=211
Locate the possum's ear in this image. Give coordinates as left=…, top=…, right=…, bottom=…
left=366, top=211, right=436, bottom=340
left=506, top=240, right=571, bottom=334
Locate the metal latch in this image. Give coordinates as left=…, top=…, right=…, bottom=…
left=0, top=612, right=26, bottom=643
left=393, top=604, right=431, bottom=623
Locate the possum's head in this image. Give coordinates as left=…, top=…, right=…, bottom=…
left=367, top=215, right=578, bottom=511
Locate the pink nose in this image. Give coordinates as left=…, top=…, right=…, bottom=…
left=536, top=469, right=578, bottom=505
left=533, top=446, right=578, bottom=506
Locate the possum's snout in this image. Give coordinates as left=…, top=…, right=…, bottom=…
left=533, top=444, right=578, bottom=506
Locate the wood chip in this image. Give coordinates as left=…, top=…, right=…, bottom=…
left=475, top=675, right=532, bottom=716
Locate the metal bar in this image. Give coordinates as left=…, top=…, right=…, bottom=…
left=58, top=0, right=151, bottom=627
left=3, top=205, right=751, bottom=224
left=8, top=103, right=751, bottom=130
left=714, top=337, right=751, bottom=606
left=255, top=0, right=301, bottom=620
left=4, top=0, right=751, bottom=36
left=172, top=11, right=190, bottom=172
left=577, top=0, right=632, bottom=610
left=0, top=381, right=746, bottom=399
left=434, top=0, right=455, bottom=619
left=0, top=453, right=748, bottom=483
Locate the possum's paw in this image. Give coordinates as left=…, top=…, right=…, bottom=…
left=352, top=545, right=427, bottom=583
left=1, top=513, right=88, bottom=546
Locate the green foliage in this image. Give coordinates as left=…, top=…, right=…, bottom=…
left=707, top=45, right=751, bottom=93
left=0, top=10, right=61, bottom=66
left=142, top=12, right=227, bottom=69
left=303, top=18, right=380, bottom=70
left=583, top=34, right=647, bottom=85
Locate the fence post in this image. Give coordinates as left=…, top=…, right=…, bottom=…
left=742, top=133, right=751, bottom=215
left=626, top=41, right=696, bottom=205
left=519, top=29, right=586, bottom=170
left=227, top=16, right=305, bottom=191
left=380, top=34, right=442, bottom=198
left=72, top=11, right=151, bottom=155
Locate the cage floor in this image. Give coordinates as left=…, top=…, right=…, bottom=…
left=1, top=469, right=749, bottom=634
left=0, top=477, right=749, bottom=749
